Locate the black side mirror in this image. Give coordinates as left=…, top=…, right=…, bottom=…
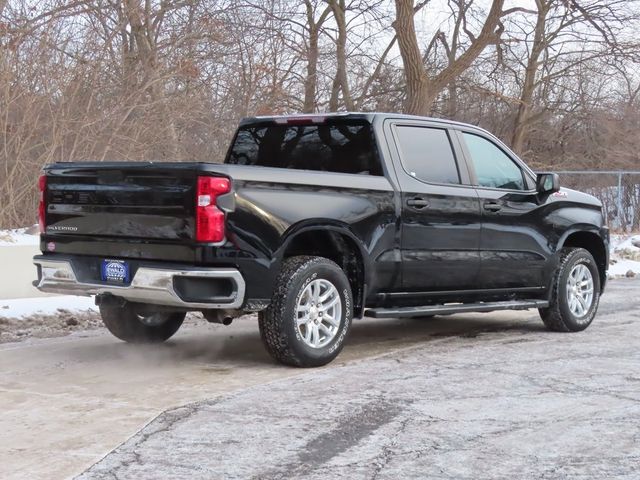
left=536, top=172, right=560, bottom=194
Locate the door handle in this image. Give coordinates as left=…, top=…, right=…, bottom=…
left=483, top=201, right=502, bottom=212
left=407, top=198, right=430, bottom=209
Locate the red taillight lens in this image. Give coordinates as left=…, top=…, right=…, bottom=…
left=38, top=175, right=47, bottom=234
left=195, top=176, right=230, bottom=242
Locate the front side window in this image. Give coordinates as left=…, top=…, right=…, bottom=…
left=462, top=132, right=525, bottom=190
left=226, top=121, right=382, bottom=175
left=395, top=126, right=460, bottom=185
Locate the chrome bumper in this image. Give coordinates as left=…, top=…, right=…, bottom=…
left=33, top=258, right=245, bottom=309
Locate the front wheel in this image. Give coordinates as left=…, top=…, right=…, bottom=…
left=99, top=302, right=185, bottom=343
left=259, top=256, right=353, bottom=367
left=539, top=247, right=600, bottom=332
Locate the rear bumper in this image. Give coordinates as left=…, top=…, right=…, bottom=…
left=33, top=256, right=246, bottom=310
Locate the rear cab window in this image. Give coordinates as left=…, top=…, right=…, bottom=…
left=226, top=120, right=383, bottom=176
left=393, top=125, right=461, bottom=185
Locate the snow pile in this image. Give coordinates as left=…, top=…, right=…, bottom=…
left=0, top=226, right=40, bottom=246
left=609, top=234, right=640, bottom=278
left=0, top=296, right=97, bottom=318
left=0, top=296, right=100, bottom=343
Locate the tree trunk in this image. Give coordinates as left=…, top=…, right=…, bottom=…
left=302, top=1, right=331, bottom=113
left=303, top=25, right=320, bottom=113
left=0, top=0, right=8, bottom=65
left=393, top=0, right=431, bottom=115
left=447, top=81, right=458, bottom=117
left=445, top=0, right=466, bottom=118
left=328, top=0, right=353, bottom=111
left=394, top=0, right=504, bottom=116
left=123, top=0, right=179, bottom=158
left=511, top=0, right=549, bottom=154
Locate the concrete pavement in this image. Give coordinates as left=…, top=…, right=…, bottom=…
left=1, top=280, right=638, bottom=479
left=81, top=279, right=640, bottom=479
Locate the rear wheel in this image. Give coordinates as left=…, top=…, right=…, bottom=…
left=539, top=248, right=600, bottom=332
left=99, top=302, right=185, bottom=343
left=259, top=256, right=353, bottom=367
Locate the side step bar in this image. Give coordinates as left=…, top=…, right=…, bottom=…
left=365, top=300, right=549, bottom=319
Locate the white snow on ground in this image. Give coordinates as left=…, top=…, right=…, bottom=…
left=609, top=233, right=640, bottom=278
left=0, top=296, right=96, bottom=318
left=0, top=226, right=40, bottom=246
left=608, top=258, right=640, bottom=277
left=611, top=233, right=640, bottom=253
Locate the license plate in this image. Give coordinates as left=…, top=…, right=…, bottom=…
left=101, top=259, right=130, bottom=283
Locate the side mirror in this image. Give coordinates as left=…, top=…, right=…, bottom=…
left=536, top=172, right=560, bottom=194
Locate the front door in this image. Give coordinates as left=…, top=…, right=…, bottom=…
left=388, top=121, right=482, bottom=292
left=457, top=130, right=549, bottom=289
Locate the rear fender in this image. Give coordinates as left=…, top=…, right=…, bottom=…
left=275, top=221, right=371, bottom=316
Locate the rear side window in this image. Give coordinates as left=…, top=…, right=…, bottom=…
left=394, top=126, right=460, bottom=185
left=462, top=132, right=525, bottom=190
left=226, top=121, right=383, bottom=175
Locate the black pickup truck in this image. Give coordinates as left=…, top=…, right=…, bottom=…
left=34, top=113, right=609, bottom=367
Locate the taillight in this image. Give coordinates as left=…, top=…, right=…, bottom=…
left=38, top=174, right=47, bottom=234
left=195, top=176, right=230, bottom=242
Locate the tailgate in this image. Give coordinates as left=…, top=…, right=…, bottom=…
left=45, top=163, right=197, bottom=240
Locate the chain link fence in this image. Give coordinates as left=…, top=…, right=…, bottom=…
left=555, top=171, right=640, bottom=232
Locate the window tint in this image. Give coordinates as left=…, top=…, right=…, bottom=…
left=462, top=133, right=525, bottom=190
left=395, top=126, right=460, bottom=184
left=225, top=121, right=382, bottom=175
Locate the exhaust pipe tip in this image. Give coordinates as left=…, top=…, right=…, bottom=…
left=204, top=310, right=237, bottom=325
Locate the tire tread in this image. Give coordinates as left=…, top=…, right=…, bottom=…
left=539, top=247, right=599, bottom=332
left=259, top=256, right=350, bottom=367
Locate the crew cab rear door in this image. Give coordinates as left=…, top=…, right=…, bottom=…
left=386, top=119, right=481, bottom=291
left=455, top=129, right=548, bottom=289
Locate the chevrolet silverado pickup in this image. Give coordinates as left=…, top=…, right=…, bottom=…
left=34, top=113, right=609, bottom=367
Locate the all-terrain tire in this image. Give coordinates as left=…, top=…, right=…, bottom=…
left=259, top=256, right=353, bottom=367
left=539, top=247, right=600, bottom=332
left=99, top=302, right=185, bottom=343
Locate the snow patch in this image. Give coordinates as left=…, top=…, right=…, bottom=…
left=0, top=296, right=97, bottom=318
left=608, top=259, right=640, bottom=277
left=0, top=226, right=40, bottom=246
left=609, top=234, right=640, bottom=278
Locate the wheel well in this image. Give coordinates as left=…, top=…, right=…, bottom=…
left=282, top=230, right=365, bottom=316
left=562, top=231, right=607, bottom=290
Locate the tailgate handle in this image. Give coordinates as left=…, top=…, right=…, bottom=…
left=406, top=198, right=430, bottom=209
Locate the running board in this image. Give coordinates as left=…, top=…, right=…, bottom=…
left=365, top=300, right=549, bottom=319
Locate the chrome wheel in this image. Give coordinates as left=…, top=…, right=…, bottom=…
left=566, top=263, right=594, bottom=320
left=296, top=279, right=342, bottom=349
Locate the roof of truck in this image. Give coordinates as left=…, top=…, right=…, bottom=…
left=239, top=112, right=480, bottom=131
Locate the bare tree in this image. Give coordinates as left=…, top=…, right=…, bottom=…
left=393, top=0, right=505, bottom=115
left=1, top=0, right=640, bottom=228
left=506, top=0, right=637, bottom=154
left=327, top=0, right=353, bottom=110
left=303, top=1, right=332, bottom=112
